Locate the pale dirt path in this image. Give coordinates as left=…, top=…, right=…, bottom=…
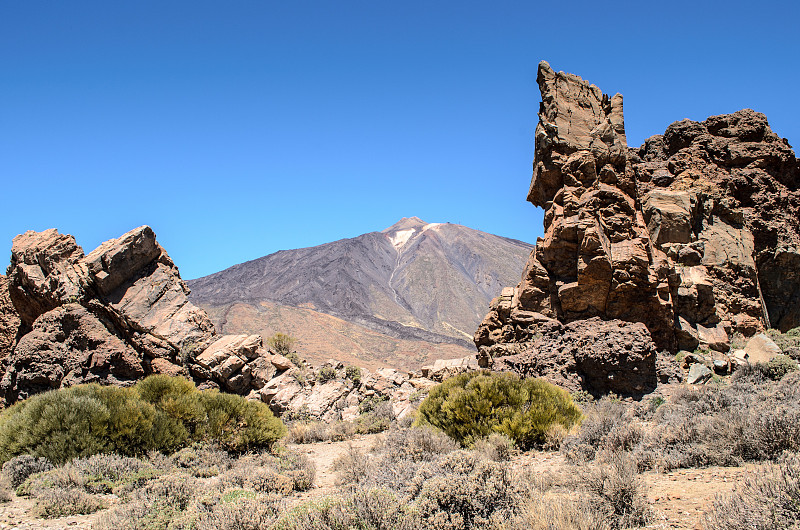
left=286, top=433, right=381, bottom=503
left=0, top=494, right=104, bottom=529
left=641, top=465, right=750, bottom=529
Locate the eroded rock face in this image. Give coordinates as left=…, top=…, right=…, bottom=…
left=1, top=304, right=145, bottom=400
left=632, top=109, right=800, bottom=336
left=0, top=276, right=22, bottom=359
left=1, top=226, right=219, bottom=403
left=476, top=62, right=800, bottom=394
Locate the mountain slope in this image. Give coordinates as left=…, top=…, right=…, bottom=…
left=188, top=218, right=533, bottom=369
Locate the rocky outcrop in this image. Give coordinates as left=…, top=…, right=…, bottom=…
left=476, top=62, right=799, bottom=394
left=1, top=226, right=219, bottom=403
left=2, top=304, right=145, bottom=401
left=632, top=109, right=800, bottom=339
left=257, top=359, right=437, bottom=422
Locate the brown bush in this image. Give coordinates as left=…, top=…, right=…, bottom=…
left=704, top=454, right=800, bottom=529
left=581, top=452, right=651, bottom=529
left=564, top=375, right=800, bottom=471
left=31, top=486, right=105, bottom=518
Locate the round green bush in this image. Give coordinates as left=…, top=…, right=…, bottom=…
left=0, top=376, right=286, bottom=465
left=415, top=371, right=582, bottom=449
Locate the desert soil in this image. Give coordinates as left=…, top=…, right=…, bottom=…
left=0, top=433, right=752, bottom=529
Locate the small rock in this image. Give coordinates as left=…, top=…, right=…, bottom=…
left=687, top=363, right=713, bottom=384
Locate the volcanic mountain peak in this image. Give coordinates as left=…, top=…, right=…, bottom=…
left=188, top=219, right=534, bottom=370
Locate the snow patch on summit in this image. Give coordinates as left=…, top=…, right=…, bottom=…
left=389, top=229, right=415, bottom=249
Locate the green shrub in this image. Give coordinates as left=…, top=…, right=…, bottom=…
left=199, top=390, right=286, bottom=453
left=760, top=355, right=799, bottom=381
left=0, top=384, right=184, bottom=464
left=267, top=332, right=296, bottom=355
left=0, top=376, right=286, bottom=465
left=345, top=365, right=362, bottom=384
left=316, top=366, right=337, bottom=383
left=415, top=371, right=582, bottom=448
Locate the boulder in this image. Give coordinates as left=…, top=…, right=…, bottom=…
left=421, top=356, right=478, bottom=381
left=743, top=333, right=782, bottom=364
left=6, top=229, right=89, bottom=326
left=688, top=363, right=713, bottom=385
left=491, top=318, right=658, bottom=396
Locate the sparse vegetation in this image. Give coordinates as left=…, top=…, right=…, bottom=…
left=563, top=370, right=800, bottom=471
left=415, top=371, right=582, bottom=448
left=286, top=401, right=396, bottom=444
left=345, top=365, right=362, bottom=384
left=316, top=365, right=336, bottom=383
left=704, top=454, right=800, bottom=529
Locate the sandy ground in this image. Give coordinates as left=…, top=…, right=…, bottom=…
left=0, top=433, right=754, bottom=529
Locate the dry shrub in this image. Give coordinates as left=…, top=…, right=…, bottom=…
left=17, top=453, right=159, bottom=498
left=564, top=375, right=800, bottom=471
left=704, top=454, right=800, bottom=529
left=173, top=443, right=232, bottom=477
left=332, top=444, right=371, bottom=486
left=581, top=452, right=651, bottom=529
left=413, top=452, right=515, bottom=529
left=334, top=426, right=458, bottom=492
left=95, top=473, right=203, bottom=530
left=0, top=478, right=12, bottom=503
left=507, top=491, right=611, bottom=530
left=378, top=426, right=459, bottom=463
left=1, top=454, right=53, bottom=488
left=31, top=486, right=105, bottom=518
left=327, top=420, right=357, bottom=441
left=287, top=421, right=328, bottom=444
left=561, top=398, right=641, bottom=463
left=219, top=449, right=315, bottom=493
left=275, top=488, right=420, bottom=530
left=195, top=493, right=281, bottom=530
left=473, top=433, right=514, bottom=461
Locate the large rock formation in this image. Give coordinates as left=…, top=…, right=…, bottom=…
left=476, top=62, right=800, bottom=395
left=1, top=226, right=218, bottom=402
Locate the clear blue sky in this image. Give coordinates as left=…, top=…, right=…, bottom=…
left=2, top=1, right=798, bottom=279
